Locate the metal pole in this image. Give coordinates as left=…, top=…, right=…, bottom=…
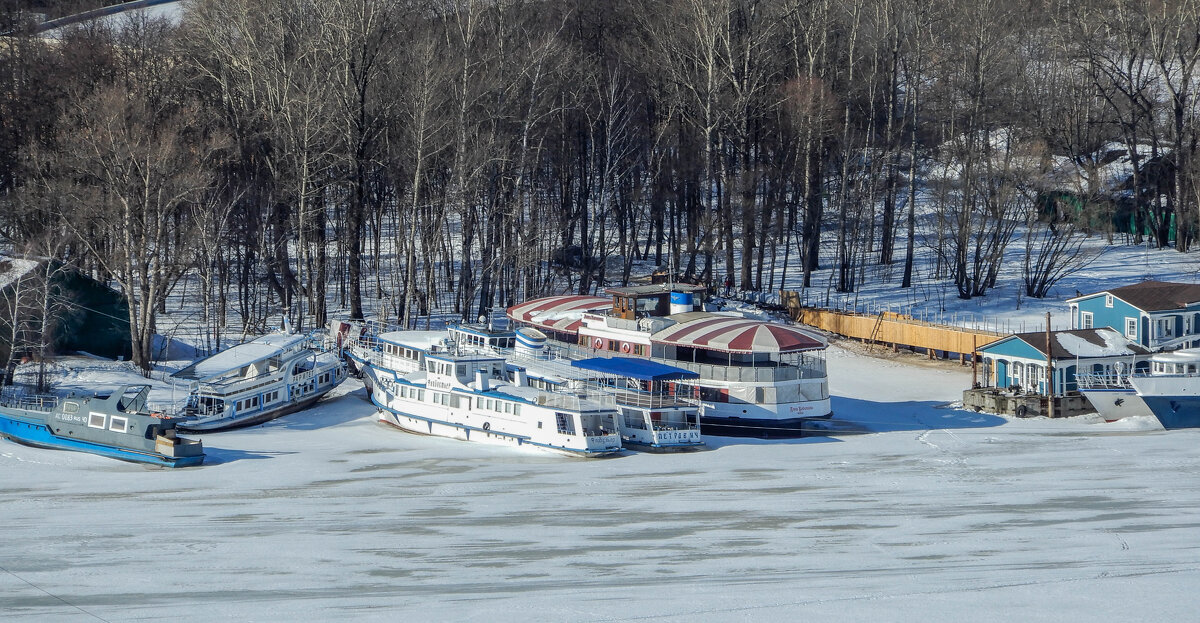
left=1046, top=311, right=1055, bottom=418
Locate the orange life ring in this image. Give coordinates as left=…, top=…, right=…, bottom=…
left=593, top=337, right=604, bottom=349
left=620, top=342, right=632, bottom=354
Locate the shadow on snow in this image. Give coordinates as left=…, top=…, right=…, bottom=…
left=808, top=396, right=1006, bottom=435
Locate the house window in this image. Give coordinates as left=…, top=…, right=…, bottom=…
left=1157, top=317, right=1175, bottom=339
left=1081, top=312, right=1093, bottom=329
left=1105, top=294, right=1114, bottom=308
left=1126, top=318, right=1137, bottom=339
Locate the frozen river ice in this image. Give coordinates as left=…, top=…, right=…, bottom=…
left=2, top=345, right=1199, bottom=621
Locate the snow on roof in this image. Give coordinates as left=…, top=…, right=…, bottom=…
left=506, top=295, right=611, bottom=334
left=171, top=333, right=306, bottom=381
left=1054, top=330, right=1145, bottom=358
left=651, top=314, right=826, bottom=354
left=1006, top=328, right=1149, bottom=360
left=376, top=330, right=449, bottom=352
left=0, top=256, right=41, bottom=291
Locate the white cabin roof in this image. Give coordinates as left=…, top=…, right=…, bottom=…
left=1150, top=348, right=1200, bottom=364
left=172, top=333, right=306, bottom=381
left=377, top=330, right=449, bottom=352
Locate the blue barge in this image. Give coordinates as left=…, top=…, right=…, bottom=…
left=0, top=385, right=204, bottom=467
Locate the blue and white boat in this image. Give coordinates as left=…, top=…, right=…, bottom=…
left=1128, top=349, right=1200, bottom=429
left=0, top=384, right=204, bottom=467
left=502, top=334, right=705, bottom=451
left=567, top=357, right=704, bottom=451
left=364, top=345, right=623, bottom=457
left=173, top=333, right=347, bottom=432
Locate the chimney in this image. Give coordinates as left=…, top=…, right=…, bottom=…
left=475, top=369, right=490, bottom=392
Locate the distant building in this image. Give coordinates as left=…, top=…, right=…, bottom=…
left=1066, top=280, right=1200, bottom=349
left=976, top=328, right=1149, bottom=396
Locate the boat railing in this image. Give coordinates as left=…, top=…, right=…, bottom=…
left=0, top=389, right=59, bottom=412
left=545, top=342, right=824, bottom=383
left=661, top=359, right=826, bottom=383
left=1075, top=372, right=1132, bottom=390
left=197, top=368, right=286, bottom=392
left=528, top=390, right=618, bottom=413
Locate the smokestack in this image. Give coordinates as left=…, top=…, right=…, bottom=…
left=475, top=369, right=490, bottom=392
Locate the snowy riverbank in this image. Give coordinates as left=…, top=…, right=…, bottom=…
left=3, top=344, right=1196, bottom=621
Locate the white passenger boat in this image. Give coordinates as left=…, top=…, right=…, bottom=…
left=507, top=284, right=830, bottom=437
left=364, top=347, right=623, bottom=457
left=173, top=333, right=347, bottom=432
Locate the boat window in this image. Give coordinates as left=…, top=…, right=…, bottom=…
left=555, top=412, right=576, bottom=435
left=88, top=412, right=106, bottom=429
left=457, top=365, right=467, bottom=377
left=513, top=404, right=521, bottom=416
left=449, top=395, right=460, bottom=408
left=109, top=416, right=128, bottom=433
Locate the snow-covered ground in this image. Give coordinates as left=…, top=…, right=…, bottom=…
left=3, top=345, right=1197, bottom=621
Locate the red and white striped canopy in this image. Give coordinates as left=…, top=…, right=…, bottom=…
left=651, top=314, right=825, bottom=354
left=506, top=295, right=610, bottom=334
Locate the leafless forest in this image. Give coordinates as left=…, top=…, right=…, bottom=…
left=2, top=0, right=1200, bottom=370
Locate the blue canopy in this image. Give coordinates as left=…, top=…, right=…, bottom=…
left=571, top=357, right=699, bottom=381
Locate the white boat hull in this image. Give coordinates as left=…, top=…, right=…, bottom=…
left=367, top=367, right=622, bottom=458
left=1079, top=388, right=1150, bottom=422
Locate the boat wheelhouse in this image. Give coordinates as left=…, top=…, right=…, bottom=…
left=0, top=385, right=204, bottom=467
left=173, top=333, right=347, bottom=432
left=508, top=284, right=830, bottom=437
left=365, top=348, right=622, bottom=457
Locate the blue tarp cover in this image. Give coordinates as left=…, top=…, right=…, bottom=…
left=571, top=357, right=699, bottom=381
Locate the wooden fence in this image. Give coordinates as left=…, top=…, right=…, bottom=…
left=779, top=290, right=1005, bottom=361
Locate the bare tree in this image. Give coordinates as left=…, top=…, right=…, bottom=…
left=59, top=88, right=217, bottom=371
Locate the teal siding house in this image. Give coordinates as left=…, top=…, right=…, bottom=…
left=976, top=328, right=1149, bottom=396
left=1066, top=280, right=1200, bottom=349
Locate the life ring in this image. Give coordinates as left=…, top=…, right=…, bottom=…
left=593, top=337, right=604, bottom=349
left=620, top=342, right=632, bottom=354
left=482, top=421, right=491, bottom=431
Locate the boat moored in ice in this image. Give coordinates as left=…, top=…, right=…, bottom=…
left=173, top=333, right=347, bottom=432
left=1127, top=348, right=1200, bottom=429
left=507, top=284, right=829, bottom=437
left=0, top=384, right=204, bottom=467
left=365, top=346, right=623, bottom=457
